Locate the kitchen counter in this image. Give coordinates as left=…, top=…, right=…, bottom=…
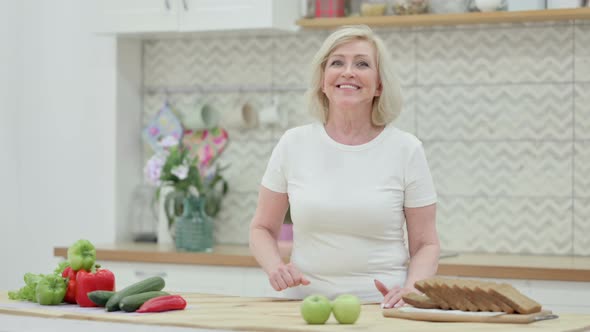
left=1, top=292, right=589, bottom=332
left=53, top=243, right=590, bottom=282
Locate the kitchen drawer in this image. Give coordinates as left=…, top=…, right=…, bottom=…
left=529, top=280, right=590, bottom=310
left=242, top=267, right=278, bottom=298
left=104, top=261, right=244, bottom=296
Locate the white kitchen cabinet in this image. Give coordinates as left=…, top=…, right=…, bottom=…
left=95, top=0, right=180, bottom=34
left=104, top=261, right=276, bottom=298
left=94, top=0, right=301, bottom=34
left=528, top=280, right=590, bottom=314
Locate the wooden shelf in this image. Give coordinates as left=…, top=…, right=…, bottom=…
left=296, top=7, right=590, bottom=29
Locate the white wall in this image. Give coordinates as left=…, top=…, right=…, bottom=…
left=0, top=0, right=118, bottom=290
left=0, top=0, right=24, bottom=288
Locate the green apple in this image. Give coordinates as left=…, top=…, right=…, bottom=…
left=332, top=294, right=361, bottom=324
left=300, top=294, right=332, bottom=324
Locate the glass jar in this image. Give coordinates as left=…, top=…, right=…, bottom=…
left=429, top=0, right=468, bottom=13
left=392, top=0, right=430, bottom=15
left=174, top=195, right=214, bottom=252
left=467, top=0, right=507, bottom=12
left=361, top=0, right=388, bottom=16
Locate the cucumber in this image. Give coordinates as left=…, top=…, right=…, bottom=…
left=87, top=290, right=115, bottom=307
left=105, top=276, right=165, bottom=312
left=119, top=291, right=169, bottom=312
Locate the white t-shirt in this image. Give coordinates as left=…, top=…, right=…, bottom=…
left=261, top=122, right=437, bottom=303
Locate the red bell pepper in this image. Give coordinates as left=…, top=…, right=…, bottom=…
left=61, top=266, right=78, bottom=304
left=75, top=266, right=115, bottom=307
left=136, top=295, right=187, bottom=313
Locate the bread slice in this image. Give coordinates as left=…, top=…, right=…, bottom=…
left=415, top=279, right=451, bottom=310
left=460, top=279, right=502, bottom=312
left=412, top=277, right=541, bottom=314
left=488, top=283, right=542, bottom=314
left=475, top=282, right=516, bottom=314
left=448, top=279, right=483, bottom=311
left=402, top=292, right=440, bottom=309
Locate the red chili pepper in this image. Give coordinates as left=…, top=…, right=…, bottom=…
left=136, top=295, right=187, bottom=313
left=61, top=266, right=78, bottom=304
left=75, top=266, right=115, bottom=307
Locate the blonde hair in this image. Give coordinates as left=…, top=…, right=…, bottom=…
left=305, top=25, right=403, bottom=126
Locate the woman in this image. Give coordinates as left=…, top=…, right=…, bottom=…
left=249, top=25, right=439, bottom=309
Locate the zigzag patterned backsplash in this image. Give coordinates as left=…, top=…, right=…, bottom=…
left=143, top=21, right=590, bottom=256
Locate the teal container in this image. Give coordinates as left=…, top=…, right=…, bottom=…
left=174, top=196, right=214, bottom=252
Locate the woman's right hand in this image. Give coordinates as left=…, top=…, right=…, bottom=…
left=267, top=262, right=311, bottom=291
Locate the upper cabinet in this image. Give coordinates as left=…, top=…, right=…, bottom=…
left=94, top=0, right=301, bottom=34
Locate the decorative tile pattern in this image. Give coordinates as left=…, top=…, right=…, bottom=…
left=574, top=142, right=590, bottom=198
left=214, top=190, right=258, bottom=245
left=416, top=26, right=573, bottom=85
left=426, top=141, right=572, bottom=197
left=143, top=23, right=586, bottom=254
left=573, top=198, right=590, bottom=255
left=438, top=196, right=573, bottom=255
left=376, top=28, right=416, bottom=86
left=395, top=86, right=416, bottom=135
left=575, top=83, right=590, bottom=140
left=272, top=31, right=327, bottom=87
left=417, top=84, right=573, bottom=140
left=575, top=25, right=590, bottom=82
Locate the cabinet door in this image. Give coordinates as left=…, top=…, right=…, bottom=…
left=178, top=0, right=298, bottom=32
left=95, top=0, right=180, bottom=34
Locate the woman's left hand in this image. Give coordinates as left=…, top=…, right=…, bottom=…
left=374, top=279, right=415, bottom=309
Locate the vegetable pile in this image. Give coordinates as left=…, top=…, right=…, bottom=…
left=8, top=239, right=186, bottom=313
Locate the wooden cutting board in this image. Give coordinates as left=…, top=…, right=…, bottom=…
left=383, top=306, right=558, bottom=323
left=0, top=292, right=588, bottom=332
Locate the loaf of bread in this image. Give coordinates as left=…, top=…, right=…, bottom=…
left=409, top=277, right=541, bottom=314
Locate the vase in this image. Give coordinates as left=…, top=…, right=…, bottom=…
left=174, top=195, right=214, bottom=252
left=157, top=186, right=175, bottom=246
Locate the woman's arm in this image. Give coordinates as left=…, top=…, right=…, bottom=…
left=376, top=203, right=439, bottom=308
left=404, top=203, right=440, bottom=289
left=249, top=186, right=310, bottom=291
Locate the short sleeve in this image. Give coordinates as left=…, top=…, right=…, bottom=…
left=404, top=143, right=437, bottom=208
left=261, top=134, right=288, bottom=193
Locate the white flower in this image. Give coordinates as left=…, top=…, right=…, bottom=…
left=171, top=164, right=189, bottom=180
left=144, top=153, right=167, bottom=186
left=159, top=135, right=179, bottom=148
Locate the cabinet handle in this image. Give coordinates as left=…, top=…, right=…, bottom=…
left=164, top=0, right=171, bottom=10
left=182, top=0, right=189, bottom=10
left=135, top=271, right=167, bottom=278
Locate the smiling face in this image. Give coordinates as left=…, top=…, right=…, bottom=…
left=321, top=39, right=382, bottom=113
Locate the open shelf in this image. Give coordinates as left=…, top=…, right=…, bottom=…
left=296, top=7, right=590, bottom=29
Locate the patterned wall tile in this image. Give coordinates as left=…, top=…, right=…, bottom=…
left=575, top=83, right=590, bottom=140
left=575, top=141, right=590, bottom=198
left=376, top=28, right=416, bottom=86
left=214, top=190, right=258, bottom=245
left=272, top=31, right=328, bottom=87
left=575, top=25, right=590, bottom=82
left=437, top=196, right=573, bottom=255
left=426, top=141, right=572, bottom=197
left=396, top=86, right=416, bottom=135
left=417, top=84, right=573, bottom=140
left=573, top=198, right=590, bottom=255
left=144, top=39, right=193, bottom=87
left=276, top=91, right=314, bottom=128
left=416, top=26, right=573, bottom=85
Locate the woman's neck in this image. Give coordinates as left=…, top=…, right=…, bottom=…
left=324, top=108, right=384, bottom=145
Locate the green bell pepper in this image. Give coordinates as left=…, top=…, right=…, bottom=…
left=67, top=239, right=96, bottom=271
left=35, top=274, right=67, bottom=305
